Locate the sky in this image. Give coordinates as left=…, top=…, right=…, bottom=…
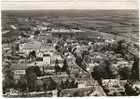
left=1, top=0, right=138, bottom=10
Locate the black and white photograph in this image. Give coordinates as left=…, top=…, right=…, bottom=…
left=1, top=0, right=140, bottom=97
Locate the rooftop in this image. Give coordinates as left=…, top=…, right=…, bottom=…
left=22, top=40, right=42, bottom=49
left=51, top=29, right=83, bottom=33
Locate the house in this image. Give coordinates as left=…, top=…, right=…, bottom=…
left=36, top=25, right=48, bottom=31
left=51, top=53, right=64, bottom=67
left=51, top=29, right=84, bottom=39
left=37, top=51, right=44, bottom=57
left=19, top=40, right=42, bottom=55
left=43, top=53, right=51, bottom=66
left=40, top=42, right=54, bottom=52
left=36, top=51, right=53, bottom=66
left=10, top=63, right=27, bottom=83
left=38, top=33, right=52, bottom=42
left=36, top=57, right=44, bottom=66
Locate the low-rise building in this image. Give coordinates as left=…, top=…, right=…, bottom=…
left=10, top=64, right=27, bottom=83
left=19, top=40, right=42, bottom=55
left=51, top=29, right=84, bottom=39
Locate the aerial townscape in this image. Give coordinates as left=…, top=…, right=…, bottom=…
left=2, top=10, right=140, bottom=97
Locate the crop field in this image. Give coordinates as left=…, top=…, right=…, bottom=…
left=2, top=10, right=139, bottom=43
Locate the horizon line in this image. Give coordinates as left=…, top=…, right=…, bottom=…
left=2, top=9, right=138, bottom=11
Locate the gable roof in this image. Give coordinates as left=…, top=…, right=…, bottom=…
left=22, top=40, right=41, bottom=49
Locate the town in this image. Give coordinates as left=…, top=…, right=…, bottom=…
left=2, top=11, right=140, bottom=97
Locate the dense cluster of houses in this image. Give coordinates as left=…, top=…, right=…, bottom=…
left=2, top=16, right=139, bottom=97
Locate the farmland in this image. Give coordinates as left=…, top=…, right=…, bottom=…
left=2, top=10, right=139, bottom=42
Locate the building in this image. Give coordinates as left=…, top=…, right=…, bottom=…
left=19, top=40, right=42, bottom=55
left=43, top=53, right=51, bottom=66
left=2, top=30, right=18, bottom=43
left=10, top=63, right=27, bottom=83
left=38, top=32, right=52, bottom=42
left=51, top=29, right=84, bottom=39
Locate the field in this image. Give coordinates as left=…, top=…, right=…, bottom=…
left=2, top=10, right=139, bottom=43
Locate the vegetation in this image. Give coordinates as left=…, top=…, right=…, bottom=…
left=3, top=63, right=15, bottom=94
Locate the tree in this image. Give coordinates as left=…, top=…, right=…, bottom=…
left=118, top=67, right=131, bottom=80
left=26, top=71, right=37, bottom=92
left=15, top=43, right=19, bottom=51
left=55, top=59, right=60, bottom=74
left=131, top=56, right=139, bottom=79
left=29, top=50, right=36, bottom=61
left=25, top=66, right=42, bottom=91
left=34, top=30, right=40, bottom=35
left=47, top=39, right=52, bottom=43
left=75, top=54, right=88, bottom=73
left=2, top=64, right=15, bottom=94
left=115, top=40, right=126, bottom=54
left=43, top=77, right=57, bottom=91
left=91, top=66, right=102, bottom=86
left=103, top=59, right=114, bottom=79
left=62, top=58, right=70, bottom=75
left=26, top=66, right=41, bottom=76
left=3, top=78, right=15, bottom=94
left=17, top=77, right=27, bottom=92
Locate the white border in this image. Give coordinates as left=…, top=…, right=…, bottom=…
left=0, top=0, right=139, bottom=99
